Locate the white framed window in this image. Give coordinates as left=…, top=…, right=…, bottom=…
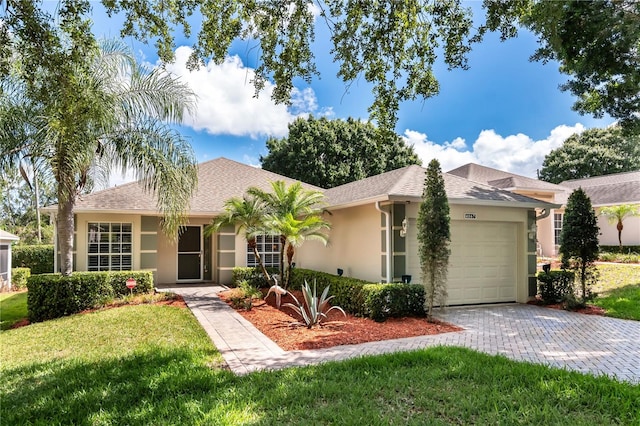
left=554, top=213, right=563, bottom=245
left=247, top=235, right=281, bottom=268
left=88, top=222, right=132, bottom=271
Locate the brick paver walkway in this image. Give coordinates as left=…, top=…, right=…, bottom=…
left=162, top=285, right=640, bottom=383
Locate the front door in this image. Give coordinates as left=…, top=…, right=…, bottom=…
left=177, top=226, right=202, bottom=281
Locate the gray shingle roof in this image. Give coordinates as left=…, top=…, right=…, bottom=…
left=558, top=171, right=640, bottom=206
left=0, top=230, right=20, bottom=241
left=45, top=158, right=556, bottom=214
left=325, top=165, right=555, bottom=208
left=448, top=163, right=565, bottom=192
left=57, top=157, right=321, bottom=214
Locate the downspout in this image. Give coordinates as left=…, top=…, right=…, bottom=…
left=536, top=208, right=551, bottom=221
left=375, top=201, right=392, bottom=283
left=52, top=212, right=58, bottom=273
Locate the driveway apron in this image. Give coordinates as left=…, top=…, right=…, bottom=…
left=163, top=285, right=640, bottom=383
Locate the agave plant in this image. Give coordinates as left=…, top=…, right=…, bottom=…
left=283, top=280, right=346, bottom=329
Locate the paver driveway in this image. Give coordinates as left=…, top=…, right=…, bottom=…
left=167, top=286, right=640, bottom=383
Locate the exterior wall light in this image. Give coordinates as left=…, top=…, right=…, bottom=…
left=400, top=217, right=408, bottom=238
left=528, top=223, right=538, bottom=241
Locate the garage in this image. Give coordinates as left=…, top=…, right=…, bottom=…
left=407, top=220, right=518, bottom=305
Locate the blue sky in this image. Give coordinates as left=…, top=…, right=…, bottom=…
left=81, top=1, right=613, bottom=185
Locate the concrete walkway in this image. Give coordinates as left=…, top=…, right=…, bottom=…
left=162, top=285, right=640, bottom=383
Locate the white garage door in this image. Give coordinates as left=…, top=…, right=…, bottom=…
left=407, top=220, right=517, bottom=305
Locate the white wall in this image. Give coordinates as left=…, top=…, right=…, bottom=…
left=597, top=214, right=640, bottom=247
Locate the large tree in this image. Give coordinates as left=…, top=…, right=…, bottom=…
left=483, top=0, right=640, bottom=131
left=417, top=159, right=450, bottom=321
left=1, top=7, right=198, bottom=275
left=261, top=116, right=421, bottom=188
left=559, top=188, right=600, bottom=306
left=539, top=127, right=640, bottom=184
left=1, top=0, right=479, bottom=132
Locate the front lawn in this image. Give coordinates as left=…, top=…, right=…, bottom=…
left=0, top=292, right=28, bottom=330
left=591, top=264, right=640, bottom=320
left=1, top=304, right=638, bottom=425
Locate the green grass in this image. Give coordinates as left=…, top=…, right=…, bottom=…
left=594, top=284, right=640, bottom=320
left=1, top=305, right=638, bottom=425
left=593, top=264, right=640, bottom=294
left=0, top=292, right=28, bottom=330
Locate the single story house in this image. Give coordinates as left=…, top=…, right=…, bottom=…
left=0, top=229, right=20, bottom=289
left=44, top=157, right=557, bottom=305
left=559, top=172, right=640, bottom=249
left=448, top=164, right=640, bottom=255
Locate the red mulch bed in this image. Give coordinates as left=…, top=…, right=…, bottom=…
left=527, top=300, right=606, bottom=316
left=218, top=289, right=462, bottom=351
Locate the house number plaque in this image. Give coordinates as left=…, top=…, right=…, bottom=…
left=464, top=213, right=477, bottom=220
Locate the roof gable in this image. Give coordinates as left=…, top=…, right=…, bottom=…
left=448, top=163, right=565, bottom=192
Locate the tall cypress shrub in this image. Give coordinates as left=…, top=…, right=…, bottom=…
left=417, top=159, right=450, bottom=321
left=559, top=188, right=600, bottom=305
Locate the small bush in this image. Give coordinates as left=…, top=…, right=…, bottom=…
left=537, top=270, right=575, bottom=304
left=11, top=245, right=54, bottom=274
left=27, top=270, right=154, bottom=322
left=232, top=267, right=278, bottom=288
left=11, top=268, right=31, bottom=290
left=362, top=283, right=426, bottom=321
left=598, top=251, right=640, bottom=264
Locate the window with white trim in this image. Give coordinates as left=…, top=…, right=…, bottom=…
left=554, top=213, right=563, bottom=245
left=88, top=222, right=132, bottom=271
left=247, top=235, right=281, bottom=268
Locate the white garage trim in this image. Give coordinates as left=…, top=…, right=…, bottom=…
left=407, top=220, right=518, bottom=305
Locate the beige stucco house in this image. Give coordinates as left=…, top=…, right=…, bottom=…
left=45, top=157, right=557, bottom=305
left=0, top=229, right=20, bottom=289
left=449, top=164, right=640, bottom=256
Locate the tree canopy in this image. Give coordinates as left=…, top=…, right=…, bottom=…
left=261, top=116, right=421, bottom=188
left=483, top=0, right=640, bottom=131
left=539, top=127, right=640, bottom=184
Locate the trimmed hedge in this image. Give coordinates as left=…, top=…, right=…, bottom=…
left=232, top=267, right=279, bottom=288
left=27, top=271, right=154, bottom=322
left=11, top=267, right=31, bottom=290
left=234, top=266, right=428, bottom=320
left=537, top=270, right=575, bottom=304
left=600, top=245, right=640, bottom=254
left=11, top=245, right=54, bottom=274
left=362, top=283, right=426, bottom=322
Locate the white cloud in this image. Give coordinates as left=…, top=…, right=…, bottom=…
left=403, top=123, right=586, bottom=177
left=163, top=46, right=320, bottom=138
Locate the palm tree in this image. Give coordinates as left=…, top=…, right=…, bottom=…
left=268, top=213, right=330, bottom=289
left=1, top=39, right=197, bottom=275
left=600, top=204, right=640, bottom=251
left=249, top=181, right=329, bottom=289
left=205, top=195, right=273, bottom=285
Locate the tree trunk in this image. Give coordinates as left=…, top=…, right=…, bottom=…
left=285, top=243, right=295, bottom=289
left=57, top=194, right=75, bottom=276
left=617, top=220, right=623, bottom=251
left=279, top=234, right=287, bottom=288
left=34, top=171, right=42, bottom=244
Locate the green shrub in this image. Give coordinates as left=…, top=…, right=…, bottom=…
left=598, top=251, right=640, bottom=264
left=11, top=245, right=54, bottom=274
left=11, top=268, right=30, bottom=290
left=27, top=270, right=154, bottom=322
left=231, top=267, right=278, bottom=288
left=362, top=283, right=426, bottom=321
left=109, top=271, right=154, bottom=297
left=537, top=270, right=575, bottom=304
left=599, top=245, right=640, bottom=254
left=288, top=269, right=424, bottom=321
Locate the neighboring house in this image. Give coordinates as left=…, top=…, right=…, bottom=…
left=44, top=157, right=557, bottom=305
left=448, top=164, right=640, bottom=255
left=559, top=171, right=640, bottom=248
left=0, top=230, right=20, bottom=289
left=448, top=163, right=566, bottom=257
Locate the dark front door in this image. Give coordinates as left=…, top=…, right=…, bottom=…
left=178, top=226, right=202, bottom=281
